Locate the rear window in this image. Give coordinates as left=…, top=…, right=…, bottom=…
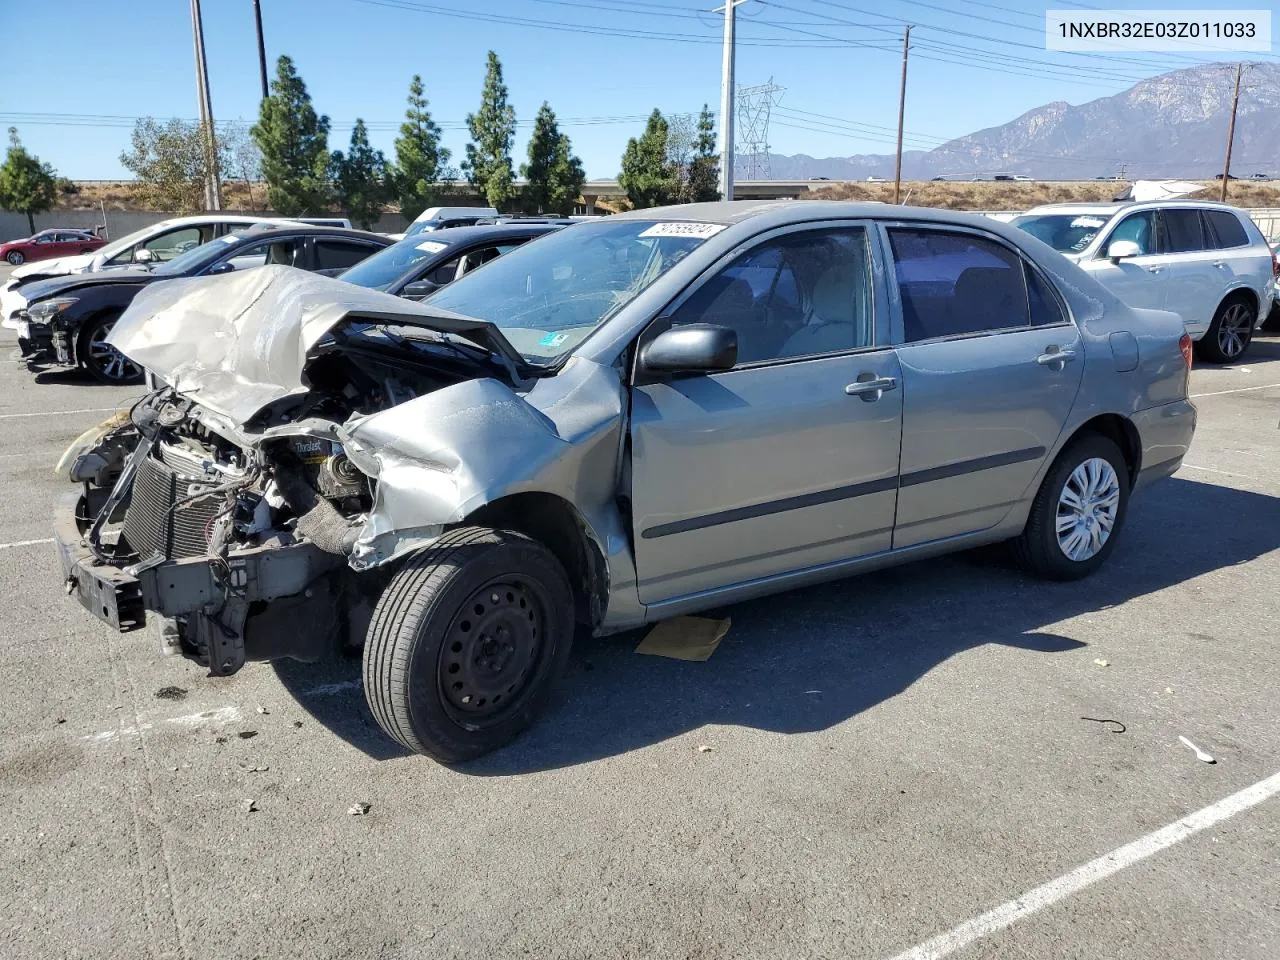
left=1203, top=210, right=1250, bottom=249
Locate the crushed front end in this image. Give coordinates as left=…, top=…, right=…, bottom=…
left=56, top=390, right=382, bottom=675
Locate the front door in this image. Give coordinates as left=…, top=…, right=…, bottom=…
left=629, top=224, right=903, bottom=605
left=884, top=225, right=1084, bottom=548
left=1086, top=209, right=1169, bottom=312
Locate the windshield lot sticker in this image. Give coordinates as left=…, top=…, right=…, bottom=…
left=538, top=331, right=570, bottom=348
left=638, top=222, right=727, bottom=239
left=1070, top=217, right=1106, bottom=228
left=415, top=240, right=448, bottom=253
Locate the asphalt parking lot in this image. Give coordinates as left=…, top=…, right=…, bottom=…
left=1, top=262, right=1277, bottom=960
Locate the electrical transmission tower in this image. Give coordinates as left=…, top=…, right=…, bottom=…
left=736, top=79, right=784, bottom=180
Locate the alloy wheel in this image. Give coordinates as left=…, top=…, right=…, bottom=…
left=86, top=319, right=142, bottom=382
left=1216, top=302, right=1253, bottom=360
left=1056, top=457, right=1121, bottom=562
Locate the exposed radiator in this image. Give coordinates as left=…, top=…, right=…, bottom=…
left=122, top=456, right=224, bottom=561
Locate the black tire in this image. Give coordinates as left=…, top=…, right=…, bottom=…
left=78, top=312, right=143, bottom=384
left=1195, top=294, right=1256, bottom=364
left=1012, top=434, right=1130, bottom=581
left=5, top=251, right=23, bottom=265
left=1261, top=301, right=1280, bottom=334
left=362, top=526, right=575, bottom=763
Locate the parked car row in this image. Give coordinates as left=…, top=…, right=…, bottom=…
left=51, top=199, right=1197, bottom=763
left=1, top=228, right=105, bottom=265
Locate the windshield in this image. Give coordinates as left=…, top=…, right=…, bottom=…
left=340, top=236, right=453, bottom=291
left=424, top=219, right=722, bottom=363
left=150, top=234, right=242, bottom=276
left=1012, top=213, right=1116, bottom=254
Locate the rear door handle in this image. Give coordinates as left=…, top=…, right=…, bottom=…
left=1036, top=348, right=1076, bottom=367
left=845, top=375, right=898, bottom=401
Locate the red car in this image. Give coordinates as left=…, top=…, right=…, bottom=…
left=1, top=229, right=105, bottom=266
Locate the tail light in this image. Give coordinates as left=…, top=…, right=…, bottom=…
left=1179, top=333, right=1193, bottom=369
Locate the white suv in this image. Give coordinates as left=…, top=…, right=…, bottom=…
left=1012, top=201, right=1278, bottom=363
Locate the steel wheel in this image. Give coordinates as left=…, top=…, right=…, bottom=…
left=5, top=251, right=23, bottom=265
left=1056, top=457, right=1121, bottom=562
left=439, top=576, right=549, bottom=727
left=1216, top=301, right=1253, bottom=360
left=83, top=316, right=142, bottom=383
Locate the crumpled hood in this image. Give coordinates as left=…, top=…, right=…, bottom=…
left=22, top=268, right=153, bottom=304
left=107, top=266, right=491, bottom=424
left=11, top=252, right=96, bottom=281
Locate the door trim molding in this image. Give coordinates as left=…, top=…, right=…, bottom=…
left=899, top=446, right=1046, bottom=487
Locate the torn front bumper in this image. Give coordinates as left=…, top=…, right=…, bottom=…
left=54, top=492, right=345, bottom=672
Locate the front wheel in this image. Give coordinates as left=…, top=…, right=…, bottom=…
left=362, top=526, right=575, bottom=763
left=79, top=313, right=143, bottom=384
left=1012, top=434, right=1130, bottom=581
left=1196, top=296, right=1255, bottom=364
left=5, top=251, right=23, bottom=265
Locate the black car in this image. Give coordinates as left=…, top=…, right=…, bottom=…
left=336, top=222, right=564, bottom=299
left=17, top=224, right=391, bottom=384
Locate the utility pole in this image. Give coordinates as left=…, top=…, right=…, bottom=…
left=190, top=0, right=222, bottom=210
left=893, top=24, right=911, bottom=205
left=717, top=0, right=746, bottom=201
left=1220, top=62, right=1243, bottom=203
left=252, top=0, right=269, bottom=102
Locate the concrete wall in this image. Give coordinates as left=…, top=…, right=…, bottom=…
left=0, top=209, right=411, bottom=242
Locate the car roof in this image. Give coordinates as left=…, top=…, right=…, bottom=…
left=1022, top=199, right=1245, bottom=216
left=224, top=223, right=391, bottom=244
left=398, top=223, right=563, bottom=245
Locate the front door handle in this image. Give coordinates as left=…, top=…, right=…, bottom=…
left=1036, top=347, right=1077, bottom=367
left=845, top=375, right=898, bottom=401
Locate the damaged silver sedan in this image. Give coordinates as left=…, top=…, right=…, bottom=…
left=54, top=202, right=1197, bottom=762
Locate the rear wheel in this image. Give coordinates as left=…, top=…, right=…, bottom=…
left=79, top=313, right=143, bottom=384
left=5, top=251, right=23, bottom=265
left=1013, top=434, right=1129, bottom=581
left=1196, top=295, right=1255, bottom=364
left=362, top=526, right=575, bottom=763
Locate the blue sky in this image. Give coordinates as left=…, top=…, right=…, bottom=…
left=0, top=0, right=1268, bottom=179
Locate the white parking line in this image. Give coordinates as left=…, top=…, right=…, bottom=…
left=0, top=406, right=121, bottom=421
left=0, top=537, right=53, bottom=550
left=1181, top=463, right=1264, bottom=482
left=84, top=705, right=242, bottom=744
left=885, top=769, right=1280, bottom=960
left=1190, top=382, right=1280, bottom=399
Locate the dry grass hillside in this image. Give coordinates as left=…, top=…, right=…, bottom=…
left=809, top=180, right=1280, bottom=210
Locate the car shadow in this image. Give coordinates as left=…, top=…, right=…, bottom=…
left=30, top=365, right=98, bottom=386
left=271, top=477, right=1280, bottom=771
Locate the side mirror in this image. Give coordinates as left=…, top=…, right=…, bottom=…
left=206, top=261, right=235, bottom=275
left=1107, top=240, right=1141, bottom=262
left=640, top=324, right=738, bottom=375
left=400, top=279, right=441, bottom=300
left=133, top=247, right=155, bottom=264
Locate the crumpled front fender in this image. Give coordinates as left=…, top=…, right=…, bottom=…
left=338, top=360, right=627, bottom=573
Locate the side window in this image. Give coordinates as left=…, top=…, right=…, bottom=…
left=669, top=228, right=873, bottom=364
left=1161, top=210, right=1206, bottom=253
left=143, top=226, right=209, bottom=261
left=1203, top=210, right=1249, bottom=249
left=217, top=237, right=306, bottom=273
left=425, top=256, right=462, bottom=285
left=218, top=222, right=259, bottom=237
left=1105, top=212, right=1158, bottom=256
left=888, top=229, right=1031, bottom=342
left=1026, top=267, right=1067, bottom=326
left=314, top=240, right=377, bottom=271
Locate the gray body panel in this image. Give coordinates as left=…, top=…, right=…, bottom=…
left=100, top=201, right=1197, bottom=635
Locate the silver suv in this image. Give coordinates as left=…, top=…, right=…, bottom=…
left=1013, top=201, right=1277, bottom=363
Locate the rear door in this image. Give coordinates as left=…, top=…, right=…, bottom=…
left=1086, top=209, right=1169, bottom=311
left=311, top=238, right=385, bottom=276
left=1159, top=208, right=1221, bottom=329
left=885, top=225, right=1084, bottom=548
left=629, top=223, right=903, bottom=604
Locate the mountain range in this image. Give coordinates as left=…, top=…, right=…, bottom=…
left=755, top=62, right=1280, bottom=181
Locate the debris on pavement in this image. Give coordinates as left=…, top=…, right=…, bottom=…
left=256, top=706, right=269, bottom=715
left=243, top=799, right=258, bottom=813
left=697, top=744, right=713, bottom=753
left=635, top=616, right=731, bottom=661
left=1093, top=658, right=1110, bottom=667
left=292, top=720, right=303, bottom=729
left=237, top=731, right=258, bottom=740
left=347, top=802, right=371, bottom=816
left=1080, top=717, right=1126, bottom=733
left=1179, top=736, right=1216, bottom=764
left=154, top=686, right=188, bottom=701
